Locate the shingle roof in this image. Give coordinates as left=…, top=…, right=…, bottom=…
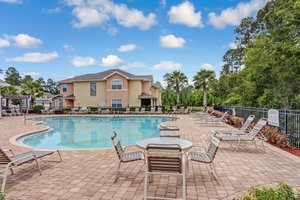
left=152, top=81, right=163, bottom=89
left=58, top=69, right=153, bottom=83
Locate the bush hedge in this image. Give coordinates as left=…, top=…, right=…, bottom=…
left=234, top=182, right=300, bottom=200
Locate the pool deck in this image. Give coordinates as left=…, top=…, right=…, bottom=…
left=1, top=114, right=300, bottom=200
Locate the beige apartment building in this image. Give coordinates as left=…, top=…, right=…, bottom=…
left=58, top=69, right=162, bottom=108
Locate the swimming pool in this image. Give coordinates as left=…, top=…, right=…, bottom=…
left=17, top=116, right=172, bottom=150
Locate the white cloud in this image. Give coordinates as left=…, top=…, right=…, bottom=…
left=63, top=44, right=76, bottom=51
left=65, top=0, right=156, bottom=30
left=71, top=56, right=97, bottom=67
left=100, top=55, right=123, bottom=67
left=120, top=62, right=146, bottom=70
left=151, top=61, right=182, bottom=71
left=118, top=44, right=137, bottom=52
left=72, top=7, right=109, bottom=28
left=6, top=51, right=59, bottom=63
left=208, top=0, right=268, bottom=29
left=160, top=34, right=186, bottom=48
left=44, top=7, right=62, bottom=14
left=3, top=34, right=43, bottom=48
left=22, top=72, right=41, bottom=79
left=168, top=1, right=203, bottom=27
left=0, top=0, right=22, bottom=4
left=228, top=42, right=237, bottom=49
left=200, top=63, right=214, bottom=70
left=0, top=38, right=10, bottom=48
left=109, top=3, right=156, bottom=30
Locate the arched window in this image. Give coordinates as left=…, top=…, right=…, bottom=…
left=111, top=79, right=123, bottom=90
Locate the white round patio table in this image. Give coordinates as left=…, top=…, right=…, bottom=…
left=136, top=137, right=193, bottom=151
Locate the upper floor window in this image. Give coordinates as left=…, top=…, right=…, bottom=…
left=62, top=84, right=67, bottom=92
left=112, top=79, right=122, bottom=90
left=90, top=82, right=96, bottom=96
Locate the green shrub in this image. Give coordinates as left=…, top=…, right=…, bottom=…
left=234, top=183, right=300, bottom=200
left=0, top=192, right=5, bottom=200
left=33, top=105, right=45, bottom=114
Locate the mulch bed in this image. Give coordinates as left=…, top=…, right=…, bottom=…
left=267, top=141, right=300, bottom=157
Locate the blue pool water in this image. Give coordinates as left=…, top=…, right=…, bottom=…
left=17, top=117, right=172, bottom=149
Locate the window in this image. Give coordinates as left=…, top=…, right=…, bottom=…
left=112, top=99, right=122, bottom=108
left=90, top=82, right=96, bottom=96
left=112, top=79, right=122, bottom=90
left=62, top=84, right=67, bottom=92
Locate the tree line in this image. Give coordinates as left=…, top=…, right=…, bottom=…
left=0, top=67, right=59, bottom=107
left=163, top=0, right=300, bottom=110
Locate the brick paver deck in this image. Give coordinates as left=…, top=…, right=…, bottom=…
left=0, top=115, right=300, bottom=200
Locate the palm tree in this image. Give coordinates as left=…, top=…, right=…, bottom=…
left=1, top=85, right=18, bottom=107
left=193, top=70, right=215, bottom=107
left=21, top=80, right=44, bottom=108
left=163, top=71, right=188, bottom=105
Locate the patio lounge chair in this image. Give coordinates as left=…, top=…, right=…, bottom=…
left=102, top=109, right=111, bottom=114
left=157, top=107, right=163, bottom=114
left=111, top=131, right=144, bottom=183
left=144, top=144, right=186, bottom=200
left=139, top=108, right=146, bottom=114
left=197, top=111, right=228, bottom=125
left=214, top=118, right=268, bottom=152
left=193, top=110, right=215, bottom=121
left=69, top=107, right=78, bottom=115
left=14, top=109, right=23, bottom=116
left=215, top=114, right=255, bottom=134
left=150, top=107, right=155, bottom=114
left=183, top=108, right=190, bottom=115
left=78, top=107, right=88, bottom=114
left=1, top=110, right=11, bottom=117
left=0, top=148, right=62, bottom=193
left=188, top=136, right=221, bottom=179
left=133, top=108, right=140, bottom=115
left=124, top=107, right=131, bottom=114
left=9, top=109, right=17, bottom=116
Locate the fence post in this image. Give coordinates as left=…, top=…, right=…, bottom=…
left=284, top=109, right=288, bottom=134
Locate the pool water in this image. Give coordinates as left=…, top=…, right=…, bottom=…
left=17, top=117, right=172, bottom=149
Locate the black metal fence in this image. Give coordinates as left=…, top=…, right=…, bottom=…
left=214, top=105, right=300, bottom=149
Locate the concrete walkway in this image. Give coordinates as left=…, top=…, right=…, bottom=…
left=0, top=115, right=299, bottom=200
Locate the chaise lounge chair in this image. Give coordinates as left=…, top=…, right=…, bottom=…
left=1, top=110, right=11, bottom=117
left=197, top=111, right=228, bottom=125
left=214, top=114, right=255, bottom=134
left=214, top=118, right=268, bottom=152
left=0, top=148, right=62, bottom=193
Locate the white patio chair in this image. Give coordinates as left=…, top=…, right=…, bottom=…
left=1, top=110, right=11, bottom=117
left=150, top=107, right=155, bottom=114
left=156, top=107, right=163, bottom=114
left=144, top=144, right=186, bottom=200
left=13, top=109, right=23, bottom=116
left=188, top=136, right=221, bottom=180
left=0, top=148, right=62, bottom=193
left=214, top=114, right=255, bottom=134
left=197, top=111, right=228, bottom=125
left=215, top=118, right=268, bottom=152
left=124, top=107, right=131, bottom=114
left=133, top=108, right=140, bottom=115
left=111, top=131, right=144, bottom=183
left=139, top=108, right=146, bottom=114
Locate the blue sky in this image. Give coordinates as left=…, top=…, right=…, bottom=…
left=0, top=0, right=267, bottom=84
